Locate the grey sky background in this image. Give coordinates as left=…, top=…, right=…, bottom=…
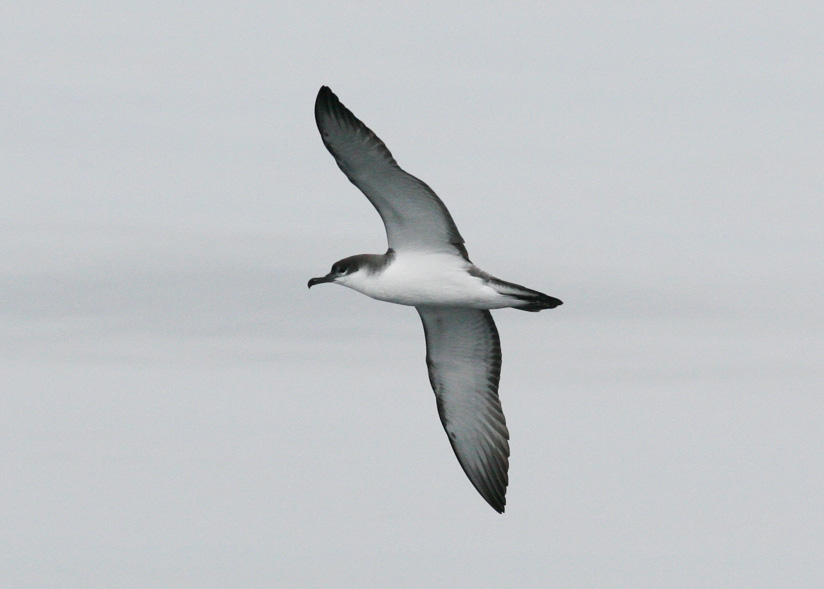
left=2, top=2, right=823, bottom=586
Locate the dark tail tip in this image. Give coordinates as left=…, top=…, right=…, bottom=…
left=515, top=295, right=563, bottom=312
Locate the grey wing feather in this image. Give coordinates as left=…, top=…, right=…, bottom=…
left=417, top=306, right=510, bottom=512
left=315, top=86, right=467, bottom=257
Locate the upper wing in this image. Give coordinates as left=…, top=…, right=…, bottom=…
left=417, top=306, right=510, bottom=512
left=315, top=86, right=467, bottom=257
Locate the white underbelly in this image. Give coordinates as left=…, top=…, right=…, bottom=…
left=350, top=253, right=510, bottom=309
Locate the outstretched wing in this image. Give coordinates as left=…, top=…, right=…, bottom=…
left=417, top=306, right=510, bottom=512
left=315, top=86, right=467, bottom=258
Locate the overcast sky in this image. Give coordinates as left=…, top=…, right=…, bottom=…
left=2, top=2, right=823, bottom=587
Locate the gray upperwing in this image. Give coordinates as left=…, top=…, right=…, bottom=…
left=315, top=86, right=467, bottom=257
left=417, top=306, right=510, bottom=513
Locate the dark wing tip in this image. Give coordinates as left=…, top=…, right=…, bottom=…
left=475, top=468, right=507, bottom=513
left=314, top=85, right=398, bottom=171
left=314, top=85, right=339, bottom=130
left=449, top=453, right=507, bottom=513
left=315, top=85, right=334, bottom=108
left=458, top=448, right=509, bottom=513
left=446, top=428, right=509, bottom=513
left=314, top=85, right=359, bottom=136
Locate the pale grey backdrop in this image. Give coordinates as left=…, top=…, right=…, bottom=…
left=2, top=2, right=823, bottom=587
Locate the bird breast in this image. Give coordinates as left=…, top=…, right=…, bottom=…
left=347, top=252, right=508, bottom=309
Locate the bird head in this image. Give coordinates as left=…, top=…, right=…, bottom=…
left=307, top=256, right=362, bottom=288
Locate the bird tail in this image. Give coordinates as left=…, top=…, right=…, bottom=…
left=473, top=268, right=563, bottom=312
left=506, top=286, right=563, bottom=312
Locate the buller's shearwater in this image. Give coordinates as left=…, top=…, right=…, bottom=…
left=309, top=86, right=562, bottom=513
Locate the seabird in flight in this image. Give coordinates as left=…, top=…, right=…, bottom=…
left=309, top=86, right=562, bottom=513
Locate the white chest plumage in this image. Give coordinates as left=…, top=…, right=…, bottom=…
left=341, top=251, right=507, bottom=309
